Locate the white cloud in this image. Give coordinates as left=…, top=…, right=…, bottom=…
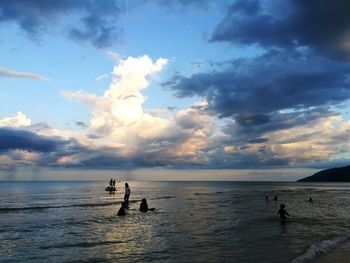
left=95, top=74, right=109, bottom=81
left=9, top=150, right=41, bottom=162
left=62, top=90, right=98, bottom=105
left=106, top=51, right=121, bottom=62
left=0, top=155, right=14, bottom=170
left=0, top=112, right=32, bottom=127
left=91, top=55, right=168, bottom=130
left=0, top=66, right=49, bottom=80
left=63, top=55, right=218, bottom=163
left=258, top=115, right=350, bottom=163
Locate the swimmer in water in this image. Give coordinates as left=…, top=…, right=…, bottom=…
left=277, top=204, right=289, bottom=220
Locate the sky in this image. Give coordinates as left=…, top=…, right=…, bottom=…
left=1, top=0, right=350, bottom=181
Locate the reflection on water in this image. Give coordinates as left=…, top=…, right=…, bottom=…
left=1, top=181, right=350, bottom=262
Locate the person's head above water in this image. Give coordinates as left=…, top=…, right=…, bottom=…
left=142, top=198, right=147, bottom=203
left=280, top=204, right=285, bottom=209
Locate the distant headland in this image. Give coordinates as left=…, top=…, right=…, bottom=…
left=298, top=165, right=350, bottom=182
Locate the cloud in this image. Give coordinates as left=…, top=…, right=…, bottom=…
left=74, top=121, right=88, bottom=128
left=87, top=134, right=102, bottom=139
left=210, top=0, right=350, bottom=60
left=199, top=113, right=350, bottom=169
left=89, top=55, right=168, bottom=133
left=163, top=51, right=350, bottom=118
left=0, top=67, right=49, bottom=80
left=68, top=14, right=124, bottom=48
left=150, top=0, right=214, bottom=11
left=0, top=0, right=214, bottom=48
left=0, top=0, right=125, bottom=48
left=95, top=74, right=109, bottom=81
left=0, top=128, right=63, bottom=153
left=0, top=112, right=32, bottom=128
left=3, top=52, right=350, bottom=171
left=63, top=55, right=220, bottom=167
left=106, top=51, right=122, bottom=62
left=62, top=90, right=98, bottom=105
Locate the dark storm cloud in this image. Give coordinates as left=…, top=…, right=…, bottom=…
left=0, top=0, right=124, bottom=47
left=68, top=15, right=124, bottom=48
left=0, top=127, right=64, bottom=152
left=247, top=138, right=268, bottom=144
left=0, top=126, right=200, bottom=169
left=163, top=51, right=350, bottom=118
left=205, top=145, right=290, bottom=169
left=0, top=0, right=214, bottom=48
left=235, top=114, right=270, bottom=127
left=211, top=0, right=350, bottom=60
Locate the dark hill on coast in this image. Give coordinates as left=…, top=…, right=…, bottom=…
left=298, top=165, right=350, bottom=182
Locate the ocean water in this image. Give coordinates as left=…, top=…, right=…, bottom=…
left=1, top=181, right=350, bottom=263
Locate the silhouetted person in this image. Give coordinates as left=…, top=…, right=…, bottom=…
left=265, top=196, right=269, bottom=201
left=140, top=199, right=149, bottom=212
left=112, top=179, right=116, bottom=188
left=309, top=197, right=313, bottom=202
left=140, top=198, right=155, bottom=212
left=117, top=202, right=127, bottom=216
left=274, top=195, right=278, bottom=201
left=109, top=178, right=113, bottom=187
left=277, top=204, right=289, bottom=220
left=124, top=183, right=131, bottom=206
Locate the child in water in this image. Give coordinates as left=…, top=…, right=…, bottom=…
left=277, top=204, right=289, bottom=220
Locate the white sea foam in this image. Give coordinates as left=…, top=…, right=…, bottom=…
left=291, top=234, right=350, bottom=263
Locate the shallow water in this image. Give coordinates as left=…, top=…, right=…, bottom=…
left=1, top=181, right=350, bottom=263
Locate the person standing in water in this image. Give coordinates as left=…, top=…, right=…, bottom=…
left=124, top=183, right=131, bottom=206
left=277, top=204, right=289, bottom=220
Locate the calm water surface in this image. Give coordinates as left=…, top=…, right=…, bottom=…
left=1, top=181, right=350, bottom=263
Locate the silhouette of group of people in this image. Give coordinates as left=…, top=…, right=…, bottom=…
left=109, top=178, right=116, bottom=188
left=117, top=182, right=154, bottom=216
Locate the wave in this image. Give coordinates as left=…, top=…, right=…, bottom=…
left=39, top=240, right=125, bottom=250
left=290, top=233, right=350, bottom=263
left=0, top=200, right=135, bottom=212
left=0, top=202, right=119, bottom=212
left=0, top=195, right=174, bottom=213
left=150, top=195, right=176, bottom=200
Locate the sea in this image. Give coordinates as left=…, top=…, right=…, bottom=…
left=1, top=181, right=350, bottom=263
